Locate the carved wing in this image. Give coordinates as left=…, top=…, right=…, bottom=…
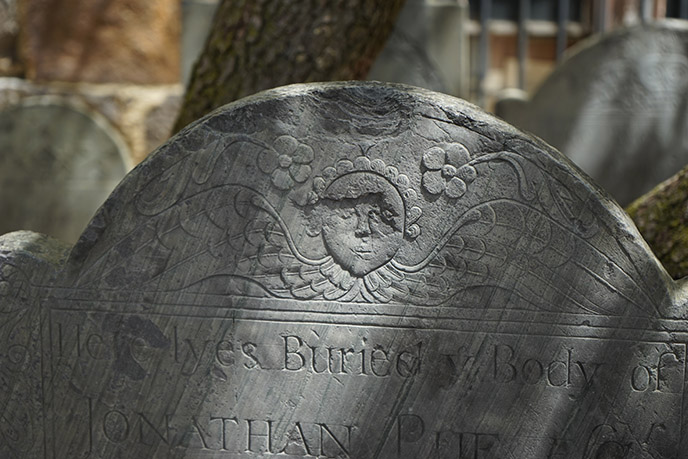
left=391, top=152, right=659, bottom=316
left=74, top=185, right=348, bottom=300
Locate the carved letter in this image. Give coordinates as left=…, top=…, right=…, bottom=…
left=521, top=358, right=543, bottom=385
left=241, top=342, right=262, bottom=369
left=284, top=336, right=306, bottom=371
left=210, top=416, right=238, bottom=451
left=137, top=412, right=171, bottom=446
left=576, top=361, right=603, bottom=387
left=309, top=345, right=329, bottom=374
left=103, top=410, right=130, bottom=443
left=319, top=424, right=352, bottom=457
left=397, top=342, right=422, bottom=378
left=246, top=419, right=273, bottom=453
left=215, top=340, right=234, bottom=367
left=86, top=333, right=107, bottom=360
left=371, top=347, right=391, bottom=377
left=656, top=350, right=680, bottom=392
left=493, top=344, right=516, bottom=383
left=397, top=414, right=425, bottom=455
left=631, top=365, right=652, bottom=391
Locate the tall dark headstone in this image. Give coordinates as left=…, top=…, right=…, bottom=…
left=497, top=21, right=688, bottom=206
left=0, top=82, right=686, bottom=458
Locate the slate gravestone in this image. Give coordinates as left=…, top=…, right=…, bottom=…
left=0, top=99, right=130, bottom=243
left=497, top=21, right=688, bottom=206
left=1, top=82, right=687, bottom=458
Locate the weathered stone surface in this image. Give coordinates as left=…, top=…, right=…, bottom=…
left=0, top=99, right=129, bottom=242
left=19, top=0, right=180, bottom=84
left=497, top=21, right=688, bottom=206
left=0, top=230, right=71, bottom=459
left=0, top=82, right=686, bottom=458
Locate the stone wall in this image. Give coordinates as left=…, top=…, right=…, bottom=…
left=19, top=0, right=180, bottom=84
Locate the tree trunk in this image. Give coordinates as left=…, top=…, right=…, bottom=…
left=173, top=0, right=406, bottom=132
left=627, top=165, right=688, bottom=279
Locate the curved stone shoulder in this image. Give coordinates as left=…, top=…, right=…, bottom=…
left=0, top=231, right=71, bottom=287
left=1, top=230, right=71, bottom=313
left=499, top=21, right=688, bottom=205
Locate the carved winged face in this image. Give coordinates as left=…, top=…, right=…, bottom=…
left=320, top=172, right=405, bottom=277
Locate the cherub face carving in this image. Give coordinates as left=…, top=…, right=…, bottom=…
left=319, top=172, right=405, bottom=277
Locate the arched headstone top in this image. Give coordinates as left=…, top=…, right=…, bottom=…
left=499, top=20, right=688, bottom=205
left=61, top=82, right=679, bottom=318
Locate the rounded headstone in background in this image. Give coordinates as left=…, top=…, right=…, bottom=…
left=367, top=0, right=469, bottom=96
left=0, top=98, right=130, bottom=242
left=498, top=21, right=688, bottom=206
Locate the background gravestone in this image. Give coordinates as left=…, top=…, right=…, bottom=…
left=0, top=78, right=183, bottom=165
left=0, top=99, right=130, bottom=243
left=497, top=21, right=688, bottom=206
left=368, top=0, right=469, bottom=97
left=1, top=82, right=687, bottom=458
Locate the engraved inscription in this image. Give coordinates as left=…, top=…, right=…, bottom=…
left=283, top=335, right=422, bottom=377
left=82, top=398, right=354, bottom=457
left=52, top=320, right=264, bottom=377
left=397, top=414, right=499, bottom=459
left=46, top=308, right=687, bottom=457
left=492, top=344, right=603, bottom=387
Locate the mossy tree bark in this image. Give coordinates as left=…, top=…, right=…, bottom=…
left=627, top=165, right=688, bottom=279
left=174, top=0, right=406, bottom=132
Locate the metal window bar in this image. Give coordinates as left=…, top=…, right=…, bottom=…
left=474, top=0, right=586, bottom=106
left=595, top=0, right=607, bottom=34
left=557, top=0, right=570, bottom=62
left=517, top=0, right=530, bottom=90
left=640, top=0, right=653, bottom=23
left=477, top=0, right=491, bottom=107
